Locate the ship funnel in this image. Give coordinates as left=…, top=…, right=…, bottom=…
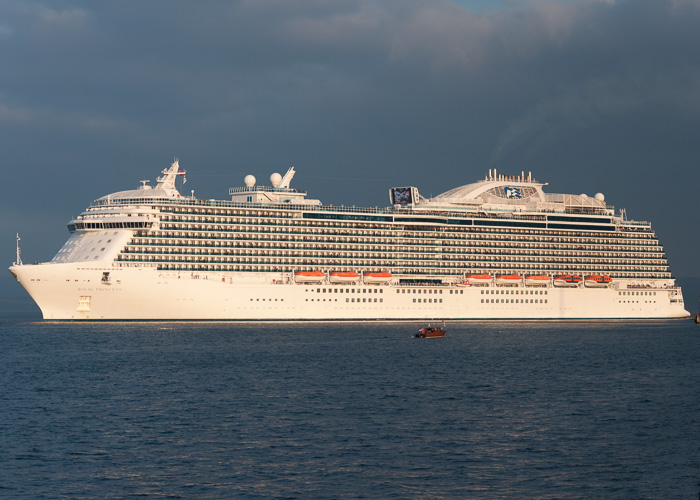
left=279, top=166, right=296, bottom=189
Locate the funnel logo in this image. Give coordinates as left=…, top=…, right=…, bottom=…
left=504, top=187, right=522, bottom=199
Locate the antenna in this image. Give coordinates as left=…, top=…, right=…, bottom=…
left=15, top=233, right=22, bottom=266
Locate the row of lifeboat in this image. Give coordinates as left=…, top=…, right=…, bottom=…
left=294, top=271, right=612, bottom=288
left=466, top=274, right=612, bottom=288
left=294, top=271, right=392, bottom=284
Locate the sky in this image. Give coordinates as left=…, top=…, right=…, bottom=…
left=1, top=0, right=699, bottom=302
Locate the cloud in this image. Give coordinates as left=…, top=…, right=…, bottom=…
left=490, top=77, right=637, bottom=161
left=0, top=100, right=32, bottom=124
left=0, top=0, right=699, bottom=277
left=491, top=65, right=700, bottom=162
left=35, top=5, right=87, bottom=28
left=0, top=1, right=698, bottom=154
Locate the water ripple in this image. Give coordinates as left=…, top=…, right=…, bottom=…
left=1, top=318, right=699, bottom=498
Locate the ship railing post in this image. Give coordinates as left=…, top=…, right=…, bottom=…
left=14, top=233, right=23, bottom=266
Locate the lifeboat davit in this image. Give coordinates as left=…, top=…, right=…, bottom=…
left=495, top=274, right=522, bottom=286
left=294, top=271, right=326, bottom=283
left=524, top=275, right=551, bottom=286
left=329, top=271, right=360, bottom=283
left=584, top=275, right=612, bottom=287
left=363, top=272, right=392, bottom=284
left=553, top=274, right=582, bottom=287
left=466, top=273, right=492, bottom=286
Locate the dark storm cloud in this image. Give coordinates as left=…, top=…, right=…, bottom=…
left=1, top=0, right=699, bottom=286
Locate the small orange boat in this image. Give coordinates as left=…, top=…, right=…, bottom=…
left=495, top=274, right=522, bottom=286
left=294, top=271, right=326, bottom=283
left=363, top=272, right=392, bottom=283
left=553, top=274, right=582, bottom=287
left=466, top=273, right=492, bottom=285
left=584, top=275, right=613, bottom=287
left=524, top=274, right=551, bottom=286
left=329, top=271, right=360, bottom=283
left=415, top=326, right=446, bottom=338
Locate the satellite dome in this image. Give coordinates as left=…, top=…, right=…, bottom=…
left=270, top=172, right=282, bottom=188
left=594, top=192, right=605, bottom=201
left=580, top=193, right=588, bottom=198
left=244, top=175, right=256, bottom=187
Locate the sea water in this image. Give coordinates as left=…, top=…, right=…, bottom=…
left=1, top=312, right=699, bottom=499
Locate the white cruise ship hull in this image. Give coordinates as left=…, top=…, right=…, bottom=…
left=11, top=263, right=689, bottom=320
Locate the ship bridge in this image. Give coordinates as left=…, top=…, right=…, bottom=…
left=96, top=159, right=186, bottom=202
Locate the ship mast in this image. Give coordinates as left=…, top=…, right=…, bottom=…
left=14, top=233, right=22, bottom=266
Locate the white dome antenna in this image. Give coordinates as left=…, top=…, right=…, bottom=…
left=270, top=172, right=282, bottom=188
left=594, top=193, right=605, bottom=201
left=244, top=175, right=256, bottom=187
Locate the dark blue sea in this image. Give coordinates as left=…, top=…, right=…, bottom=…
left=1, top=312, right=699, bottom=499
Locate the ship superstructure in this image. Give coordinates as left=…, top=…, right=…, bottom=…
left=9, top=160, right=688, bottom=320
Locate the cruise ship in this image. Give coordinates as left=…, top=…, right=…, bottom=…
left=9, top=159, right=689, bottom=320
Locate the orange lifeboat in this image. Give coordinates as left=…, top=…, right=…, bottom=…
left=329, top=271, right=360, bottom=283
left=584, top=275, right=612, bottom=287
left=294, top=271, right=326, bottom=283
left=553, top=274, right=582, bottom=287
left=495, top=274, right=522, bottom=286
left=466, top=273, right=492, bottom=285
left=363, top=272, right=392, bottom=284
left=524, top=275, right=551, bottom=287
